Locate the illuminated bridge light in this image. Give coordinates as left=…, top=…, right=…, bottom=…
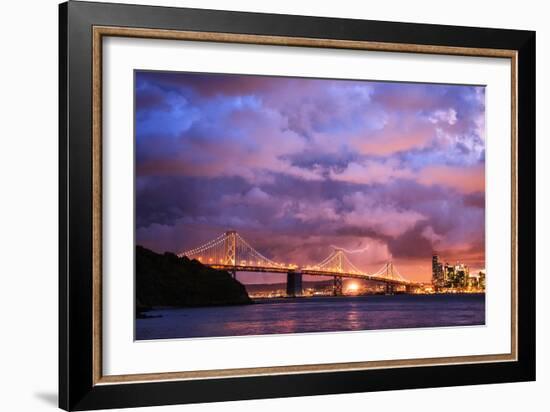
left=179, top=232, right=415, bottom=287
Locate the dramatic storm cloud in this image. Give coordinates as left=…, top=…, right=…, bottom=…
left=135, top=71, right=485, bottom=282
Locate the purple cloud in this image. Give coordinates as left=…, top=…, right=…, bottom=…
left=135, top=71, right=486, bottom=281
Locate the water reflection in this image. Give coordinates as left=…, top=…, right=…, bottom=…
left=136, top=294, right=485, bottom=340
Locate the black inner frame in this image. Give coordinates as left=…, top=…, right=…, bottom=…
left=59, top=1, right=536, bottom=410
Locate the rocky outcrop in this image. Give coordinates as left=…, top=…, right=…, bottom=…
left=136, top=246, right=252, bottom=309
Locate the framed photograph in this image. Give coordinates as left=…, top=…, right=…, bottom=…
left=59, top=1, right=536, bottom=410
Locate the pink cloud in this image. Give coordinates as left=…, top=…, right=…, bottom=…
left=417, top=164, right=485, bottom=193
left=330, top=159, right=413, bottom=185
left=331, top=160, right=485, bottom=195
left=350, top=117, right=435, bottom=156
left=342, top=192, right=426, bottom=238
left=429, top=108, right=458, bottom=125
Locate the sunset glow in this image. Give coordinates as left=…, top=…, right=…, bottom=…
left=346, top=282, right=360, bottom=294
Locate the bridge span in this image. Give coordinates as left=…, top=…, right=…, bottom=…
left=179, top=231, right=422, bottom=296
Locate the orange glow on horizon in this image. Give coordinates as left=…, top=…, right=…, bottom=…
left=346, top=282, right=360, bottom=294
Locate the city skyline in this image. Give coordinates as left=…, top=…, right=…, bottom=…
left=135, top=71, right=486, bottom=283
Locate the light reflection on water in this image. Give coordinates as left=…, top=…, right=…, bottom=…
left=136, top=294, right=485, bottom=340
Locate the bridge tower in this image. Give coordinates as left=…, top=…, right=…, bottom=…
left=286, top=270, right=303, bottom=297
left=332, top=249, right=344, bottom=296
left=386, top=261, right=394, bottom=278
left=335, top=249, right=344, bottom=272
left=333, top=277, right=343, bottom=296
left=224, top=230, right=237, bottom=278
left=384, top=261, right=395, bottom=294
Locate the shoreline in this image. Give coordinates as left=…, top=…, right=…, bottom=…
left=138, top=292, right=486, bottom=312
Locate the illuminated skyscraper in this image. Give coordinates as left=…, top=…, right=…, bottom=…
left=432, top=255, right=444, bottom=289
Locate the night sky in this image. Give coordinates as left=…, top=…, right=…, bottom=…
left=135, top=71, right=485, bottom=283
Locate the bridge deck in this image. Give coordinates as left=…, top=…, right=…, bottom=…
left=208, top=264, right=418, bottom=286
left=181, top=231, right=418, bottom=287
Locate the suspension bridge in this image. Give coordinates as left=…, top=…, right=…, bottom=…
left=179, top=231, right=421, bottom=296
